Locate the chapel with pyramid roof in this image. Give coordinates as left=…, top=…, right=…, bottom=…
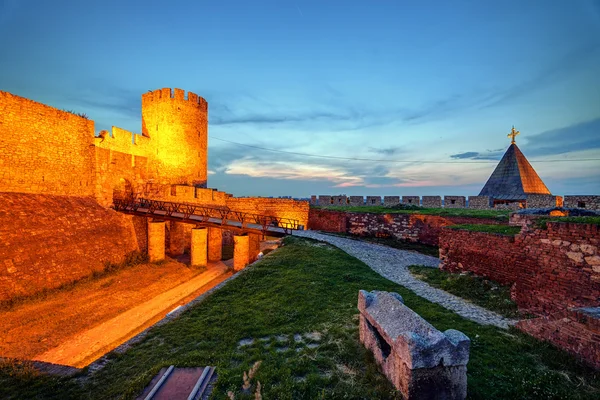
left=479, top=127, right=551, bottom=207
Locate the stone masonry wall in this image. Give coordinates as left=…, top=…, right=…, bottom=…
left=439, top=222, right=600, bottom=314
left=468, top=196, right=490, bottom=209
left=226, top=197, right=310, bottom=228
left=564, top=196, right=600, bottom=210
left=444, top=196, right=466, bottom=208
left=0, top=193, right=140, bottom=302
left=383, top=196, right=400, bottom=206
left=422, top=196, right=442, bottom=208
left=308, top=209, right=505, bottom=246
left=527, top=194, right=563, bottom=208
left=0, top=91, right=96, bottom=196
left=402, top=196, right=420, bottom=206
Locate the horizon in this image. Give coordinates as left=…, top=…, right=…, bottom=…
left=1, top=0, right=599, bottom=197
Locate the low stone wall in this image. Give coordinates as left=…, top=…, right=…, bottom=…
left=318, top=195, right=332, bottom=206
left=308, top=209, right=505, bottom=246
left=468, top=196, right=490, bottom=209
left=383, top=196, right=400, bottom=206
left=439, top=222, right=600, bottom=314
left=358, top=290, right=470, bottom=398
left=366, top=196, right=381, bottom=206
left=517, top=307, right=600, bottom=370
left=564, top=195, right=600, bottom=210
left=422, top=195, right=442, bottom=208
left=349, top=196, right=364, bottom=206
left=332, top=195, right=347, bottom=206
left=402, top=196, right=420, bottom=206
left=444, top=196, right=466, bottom=208
left=526, top=194, right=562, bottom=208
left=0, top=193, right=140, bottom=302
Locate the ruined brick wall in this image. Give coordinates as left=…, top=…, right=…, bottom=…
left=308, top=209, right=347, bottom=232
left=564, top=195, right=600, bottom=210
left=0, top=91, right=96, bottom=196
left=516, top=308, right=600, bottom=370
left=468, top=196, right=490, bottom=209
left=308, top=209, right=504, bottom=246
left=226, top=197, right=310, bottom=228
left=439, top=222, right=600, bottom=314
left=0, top=193, right=140, bottom=302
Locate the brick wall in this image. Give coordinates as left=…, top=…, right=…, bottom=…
left=439, top=222, right=600, bottom=314
left=226, top=197, right=310, bottom=228
left=516, top=308, right=600, bottom=370
left=308, top=209, right=505, bottom=246
left=0, top=91, right=96, bottom=196
left=0, top=193, right=140, bottom=302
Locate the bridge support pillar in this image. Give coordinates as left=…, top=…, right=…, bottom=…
left=233, top=234, right=250, bottom=271
left=191, top=227, right=208, bottom=267
left=169, top=222, right=187, bottom=256
left=208, top=227, right=223, bottom=262
left=148, top=220, right=166, bottom=262
left=249, top=233, right=261, bottom=262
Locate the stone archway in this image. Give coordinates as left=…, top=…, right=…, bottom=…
left=112, top=178, right=134, bottom=203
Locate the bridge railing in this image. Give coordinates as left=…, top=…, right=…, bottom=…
left=112, top=197, right=302, bottom=234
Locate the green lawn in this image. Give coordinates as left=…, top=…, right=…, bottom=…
left=313, top=205, right=510, bottom=220
left=407, top=266, right=520, bottom=318
left=536, top=216, right=600, bottom=228
left=1, top=237, right=599, bottom=399
left=447, top=224, right=522, bottom=235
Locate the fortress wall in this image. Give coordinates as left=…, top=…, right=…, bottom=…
left=95, top=127, right=151, bottom=157
left=564, top=196, right=600, bottom=210
left=0, top=91, right=96, bottom=196
left=226, top=197, right=310, bottom=228
left=94, top=147, right=149, bottom=207
left=468, top=196, right=491, bottom=209
left=439, top=222, right=600, bottom=314
left=0, top=193, right=140, bottom=302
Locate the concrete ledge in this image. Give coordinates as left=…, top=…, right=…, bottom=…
left=358, top=290, right=470, bottom=399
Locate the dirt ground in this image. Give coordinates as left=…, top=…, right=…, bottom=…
left=0, top=259, right=229, bottom=363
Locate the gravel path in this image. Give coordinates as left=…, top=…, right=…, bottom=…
left=294, top=230, right=517, bottom=329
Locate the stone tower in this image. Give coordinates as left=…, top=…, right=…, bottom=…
left=141, top=88, right=208, bottom=187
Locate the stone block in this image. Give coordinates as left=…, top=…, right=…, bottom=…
left=526, top=194, right=563, bottom=209
left=332, top=195, right=348, bottom=206
left=318, top=195, right=332, bottom=206
left=384, top=196, right=400, bottom=207
left=148, top=220, right=166, bottom=262
left=191, top=227, right=208, bottom=267
left=564, top=195, right=600, bottom=210
left=358, top=290, right=469, bottom=399
left=310, top=195, right=317, bottom=205
left=422, top=196, right=442, bottom=208
left=366, top=196, right=382, bottom=206
left=444, top=196, right=466, bottom=209
left=468, top=196, right=490, bottom=209
left=402, top=196, right=420, bottom=206
left=349, top=196, right=364, bottom=206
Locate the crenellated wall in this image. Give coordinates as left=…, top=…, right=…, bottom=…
left=310, top=194, right=599, bottom=210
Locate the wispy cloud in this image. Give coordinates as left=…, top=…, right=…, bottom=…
left=524, top=117, right=600, bottom=157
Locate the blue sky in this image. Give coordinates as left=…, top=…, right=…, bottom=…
left=1, top=0, right=599, bottom=197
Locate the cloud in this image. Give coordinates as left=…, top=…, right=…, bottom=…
left=524, top=117, right=600, bottom=157
left=369, top=146, right=402, bottom=156
left=450, top=151, right=480, bottom=159
left=449, top=150, right=504, bottom=161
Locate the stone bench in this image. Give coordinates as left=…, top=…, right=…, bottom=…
left=358, top=290, right=470, bottom=399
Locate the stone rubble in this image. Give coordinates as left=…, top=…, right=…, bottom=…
left=294, top=230, right=517, bottom=329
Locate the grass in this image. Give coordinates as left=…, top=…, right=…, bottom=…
left=0, top=251, right=149, bottom=312
left=1, top=237, right=599, bottom=399
left=313, top=205, right=510, bottom=220
left=324, top=232, right=439, bottom=257
left=407, top=266, right=520, bottom=318
left=536, top=216, right=600, bottom=229
left=447, top=224, right=522, bottom=236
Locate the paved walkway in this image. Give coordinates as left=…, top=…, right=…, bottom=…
left=294, top=230, right=517, bottom=329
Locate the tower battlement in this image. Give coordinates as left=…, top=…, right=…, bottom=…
left=141, top=88, right=208, bottom=112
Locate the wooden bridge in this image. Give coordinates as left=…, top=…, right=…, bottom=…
left=112, top=197, right=302, bottom=237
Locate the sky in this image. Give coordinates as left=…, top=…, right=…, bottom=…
left=1, top=0, right=599, bottom=198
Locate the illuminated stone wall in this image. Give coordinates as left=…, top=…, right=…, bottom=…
left=0, top=91, right=96, bottom=196
left=0, top=193, right=140, bottom=302
left=226, top=197, right=310, bottom=228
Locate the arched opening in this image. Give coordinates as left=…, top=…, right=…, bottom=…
left=113, top=178, right=134, bottom=203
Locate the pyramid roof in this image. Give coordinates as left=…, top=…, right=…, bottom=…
left=479, top=143, right=551, bottom=200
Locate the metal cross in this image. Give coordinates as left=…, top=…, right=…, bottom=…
left=507, top=126, right=520, bottom=144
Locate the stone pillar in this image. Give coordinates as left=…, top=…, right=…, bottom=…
left=233, top=234, right=250, bottom=271
left=191, top=227, right=208, bottom=267
left=249, top=233, right=261, bottom=262
left=148, top=220, right=166, bottom=262
left=169, top=221, right=187, bottom=256
left=208, top=227, right=223, bottom=261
